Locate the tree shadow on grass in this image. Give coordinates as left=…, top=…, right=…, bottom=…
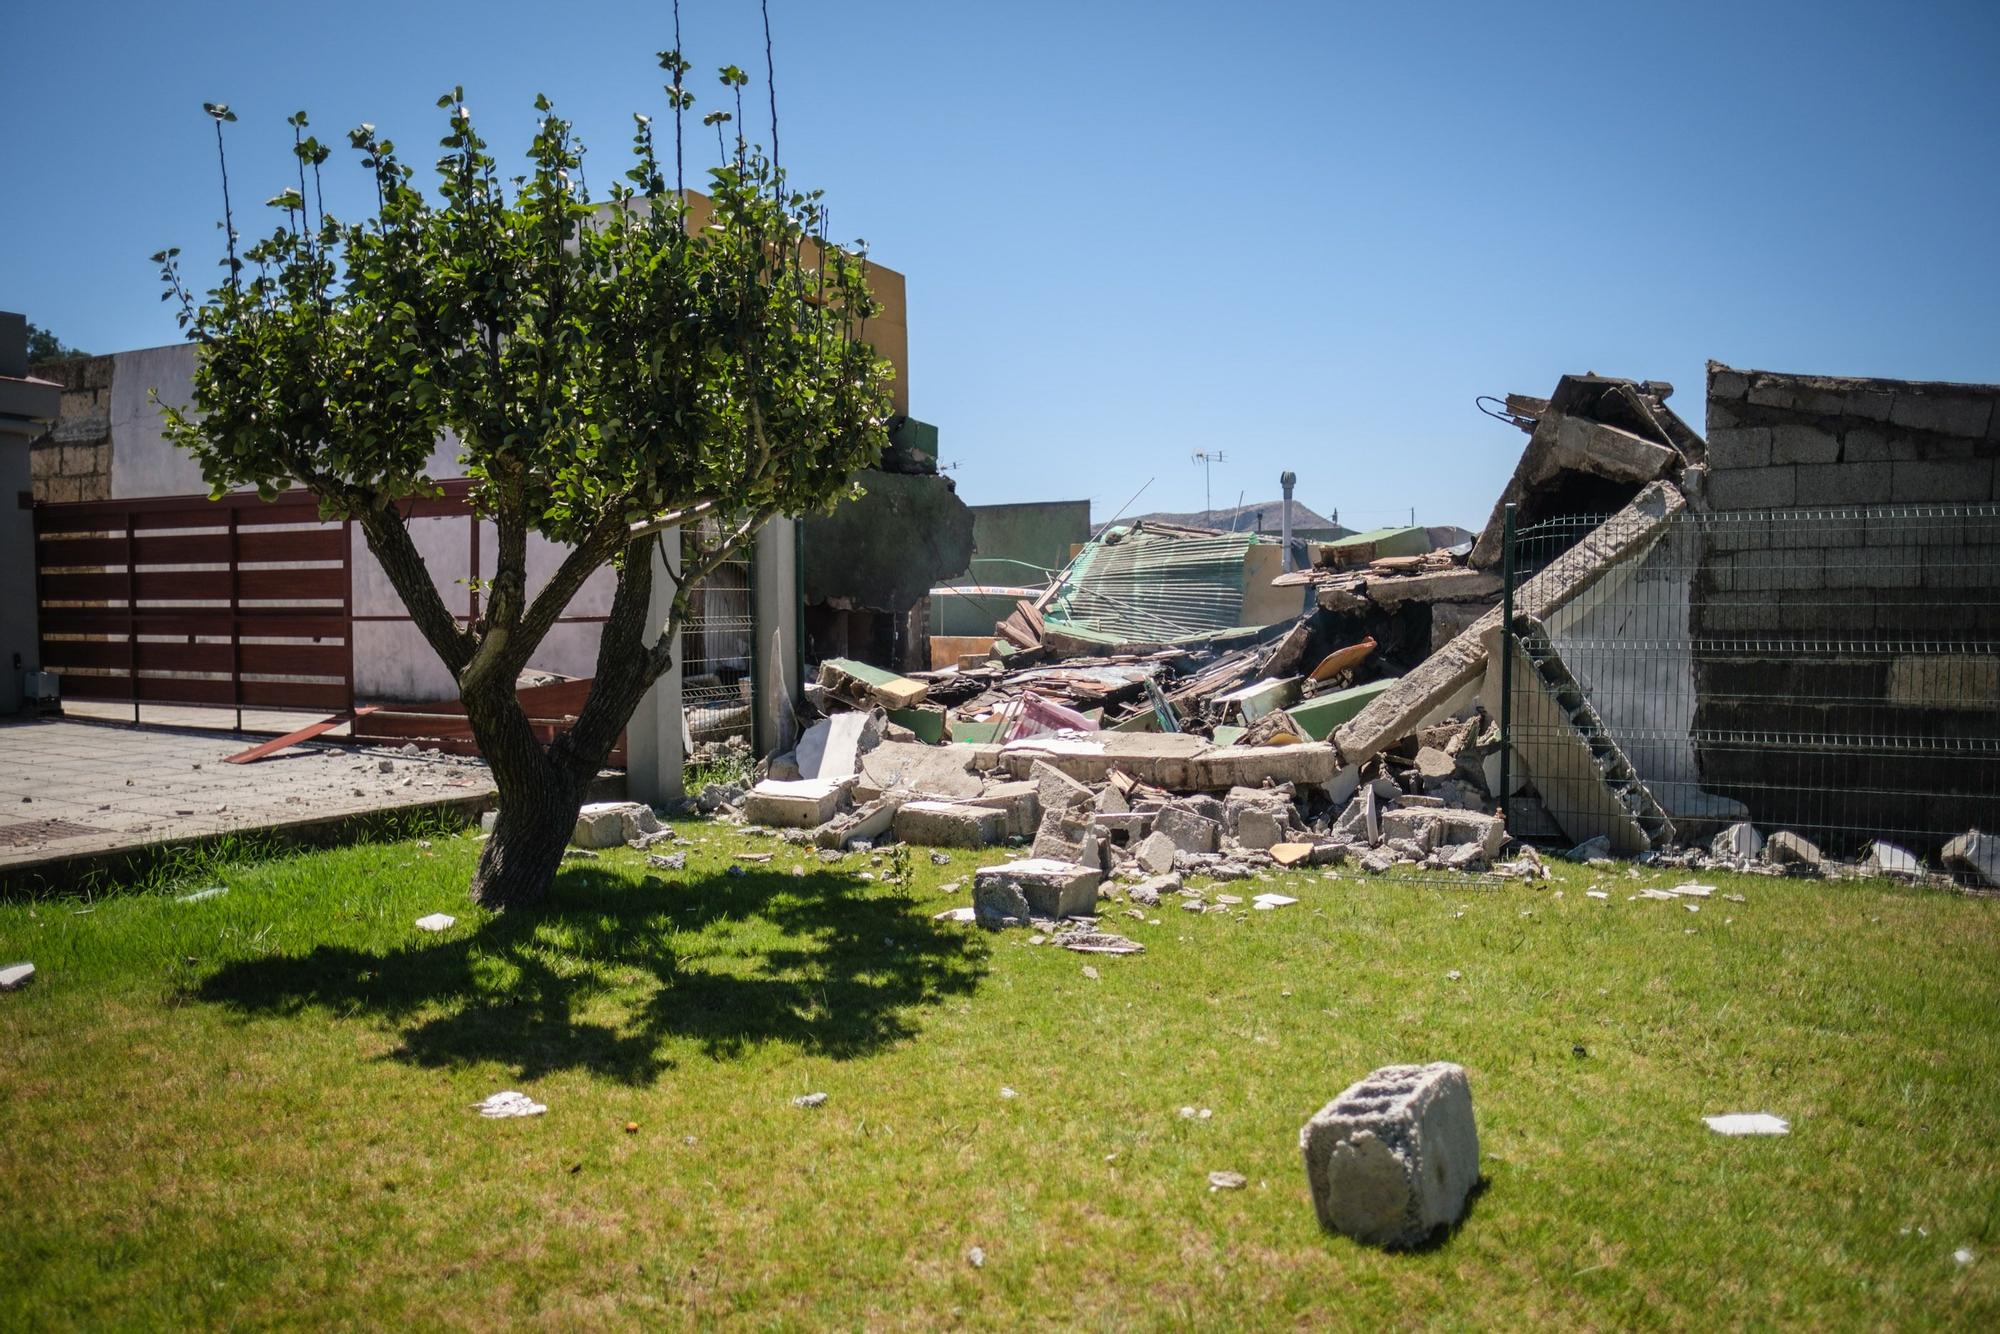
left=194, top=865, right=990, bottom=1084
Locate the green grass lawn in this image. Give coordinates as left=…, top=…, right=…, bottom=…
left=2, top=821, right=1997, bottom=1329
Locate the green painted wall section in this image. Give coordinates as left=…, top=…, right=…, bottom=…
left=957, top=500, right=1092, bottom=587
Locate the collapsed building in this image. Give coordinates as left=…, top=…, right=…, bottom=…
left=715, top=361, right=2000, bottom=909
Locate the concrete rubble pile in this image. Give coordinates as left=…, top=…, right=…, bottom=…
left=676, top=370, right=2000, bottom=891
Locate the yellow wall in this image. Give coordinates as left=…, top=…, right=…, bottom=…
left=666, top=193, right=908, bottom=417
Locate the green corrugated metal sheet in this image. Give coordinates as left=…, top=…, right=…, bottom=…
left=1042, top=526, right=1258, bottom=644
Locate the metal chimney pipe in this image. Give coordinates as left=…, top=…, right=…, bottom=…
left=1279, top=471, right=1297, bottom=573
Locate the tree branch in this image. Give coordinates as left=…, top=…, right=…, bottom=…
left=354, top=500, right=475, bottom=676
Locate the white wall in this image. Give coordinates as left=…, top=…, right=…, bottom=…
left=104, top=342, right=615, bottom=703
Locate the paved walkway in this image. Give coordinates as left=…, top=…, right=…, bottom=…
left=0, top=716, right=497, bottom=878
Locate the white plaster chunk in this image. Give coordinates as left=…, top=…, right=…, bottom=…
left=0, top=962, right=36, bottom=991
left=415, top=913, right=457, bottom=932
left=1300, top=1061, right=1480, bottom=1248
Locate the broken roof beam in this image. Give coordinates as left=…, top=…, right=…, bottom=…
left=1332, top=480, right=1686, bottom=767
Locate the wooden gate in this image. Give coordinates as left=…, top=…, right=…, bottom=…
left=33, top=490, right=354, bottom=725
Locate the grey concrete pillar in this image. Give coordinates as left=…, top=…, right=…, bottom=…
left=627, top=536, right=685, bottom=804
left=753, top=517, right=802, bottom=754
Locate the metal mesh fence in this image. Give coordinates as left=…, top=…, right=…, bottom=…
left=680, top=525, right=756, bottom=757
left=1503, top=503, right=2000, bottom=860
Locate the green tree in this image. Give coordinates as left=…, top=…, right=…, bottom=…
left=157, top=49, right=893, bottom=909
left=25, top=321, right=88, bottom=366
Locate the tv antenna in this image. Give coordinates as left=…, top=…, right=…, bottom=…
left=1190, top=450, right=1228, bottom=520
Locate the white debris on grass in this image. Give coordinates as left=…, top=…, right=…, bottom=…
left=1955, top=1246, right=1975, bottom=1267
left=475, top=1091, right=547, bottom=1118
left=1207, top=1170, right=1247, bottom=1191
left=792, top=1092, right=829, bottom=1108
left=1703, top=1112, right=1789, bottom=1136
left=932, top=906, right=977, bottom=923
left=415, top=913, right=457, bottom=932
left=1, top=962, right=35, bottom=991
left=176, top=886, right=227, bottom=904
left=966, top=1245, right=986, bottom=1269
left=1252, top=893, right=1298, bottom=910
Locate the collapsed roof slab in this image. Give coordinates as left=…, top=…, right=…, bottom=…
left=1469, top=374, right=1698, bottom=570
left=1332, top=480, right=1687, bottom=767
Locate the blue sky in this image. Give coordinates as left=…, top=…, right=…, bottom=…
left=5, top=1, right=1996, bottom=530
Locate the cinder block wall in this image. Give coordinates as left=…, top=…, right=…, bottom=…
left=1695, top=363, right=2000, bottom=849
left=27, top=354, right=115, bottom=502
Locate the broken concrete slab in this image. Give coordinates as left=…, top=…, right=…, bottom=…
left=1000, top=732, right=1211, bottom=789
left=1367, top=568, right=1503, bottom=608
left=894, top=801, right=1007, bottom=849
left=1864, top=841, right=1922, bottom=878
left=1765, top=831, right=1826, bottom=871
left=1711, top=822, right=1765, bottom=861
left=859, top=741, right=985, bottom=800
left=1336, top=481, right=1686, bottom=766
left=0, top=962, right=34, bottom=991
left=1300, top=1062, right=1480, bottom=1249
left=573, top=801, right=659, bottom=849
left=1943, top=830, right=2000, bottom=887
left=796, top=710, right=879, bottom=781
left=1194, top=744, right=1338, bottom=791
left=742, top=778, right=851, bottom=829
left=817, top=657, right=929, bottom=711
left=813, top=796, right=903, bottom=850
left=974, top=857, right=1101, bottom=922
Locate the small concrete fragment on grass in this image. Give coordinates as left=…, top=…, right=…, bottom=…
left=475, top=1091, right=547, bottom=1118
left=1252, top=893, right=1298, bottom=910
left=414, top=913, right=456, bottom=932
left=792, top=1092, right=829, bottom=1108
left=0, top=962, right=35, bottom=991
left=176, top=886, right=227, bottom=904
left=1702, top=1113, right=1788, bottom=1136
left=646, top=852, right=687, bottom=871
left=1207, top=1170, right=1247, bottom=1191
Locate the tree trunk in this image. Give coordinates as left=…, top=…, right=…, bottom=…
left=468, top=749, right=588, bottom=911
left=461, top=675, right=594, bottom=911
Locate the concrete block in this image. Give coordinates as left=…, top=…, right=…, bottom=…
left=1153, top=803, right=1220, bottom=854
left=1705, top=426, right=1772, bottom=470
left=574, top=801, right=653, bottom=849
left=974, top=858, right=1101, bottom=923
left=1134, top=830, right=1178, bottom=875
left=1706, top=466, right=1796, bottom=511
left=1794, top=461, right=1889, bottom=506
left=1300, top=1062, right=1480, bottom=1249
left=1030, top=759, right=1095, bottom=815
left=975, top=780, right=1043, bottom=839
left=796, top=711, right=879, bottom=781
left=1236, top=809, right=1286, bottom=851
left=1943, top=830, right=2000, bottom=887
left=1764, top=830, right=1825, bottom=870
left=1889, top=393, right=1994, bottom=439
left=1708, top=367, right=1749, bottom=402
left=1769, top=425, right=1841, bottom=466
left=894, top=801, right=1007, bottom=849
left=1891, top=458, right=1993, bottom=504
left=742, top=779, right=849, bottom=829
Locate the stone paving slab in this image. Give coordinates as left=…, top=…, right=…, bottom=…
left=0, top=717, right=500, bottom=879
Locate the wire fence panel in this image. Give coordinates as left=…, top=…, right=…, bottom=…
left=680, top=524, right=756, bottom=759
left=1504, top=503, right=2000, bottom=860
